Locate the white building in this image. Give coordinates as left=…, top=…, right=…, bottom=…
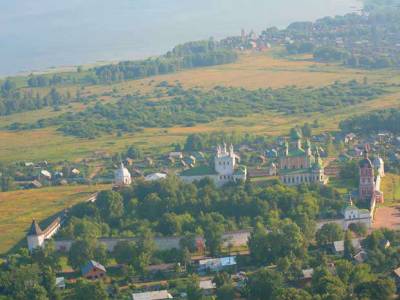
left=373, top=156, right=385, bottom=177
left=180, top=144, right=247, bottom=187
left=145, top=173, right=167, bottom=181
left=342, top=198, right=372, bottom=229
left=27, top=218, right=62, bottom=251
left=114, top=163, right=132, bottom=186
left=132, top=290, right=173, bottom=300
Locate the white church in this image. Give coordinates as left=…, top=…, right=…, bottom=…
left=114, top=162, right=132, bottom=187
left=180, top=144, right=247, bottom=186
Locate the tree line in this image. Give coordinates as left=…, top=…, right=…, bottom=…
left=10, top=81, right=388, bottom=138
left=339, top=108, right=400, bottom=134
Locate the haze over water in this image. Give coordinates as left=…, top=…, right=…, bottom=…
left=0, top=0, right=361, bottom=77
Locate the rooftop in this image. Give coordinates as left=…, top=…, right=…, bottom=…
left=131, top=290, right=173, bottom=300
left=28, top=220, right=43, bottom=236
left=180, top=165, right=218, bottom=177
left=81, top=260, right=106, bottom=275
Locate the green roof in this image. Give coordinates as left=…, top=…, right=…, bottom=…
left=290, top=129, right=302, bottom=140
left=234, top=165, right=247, bottom=175
left=287, top=148, right=305, bottom=157
left=180, top=165, right=218, bottom=176
left=280, top=168, right=312, bottom=175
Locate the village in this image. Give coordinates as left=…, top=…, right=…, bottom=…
left=12, top=125, right=400, bottom=300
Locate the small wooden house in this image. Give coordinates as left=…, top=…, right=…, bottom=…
left=81, top=260, right=106, bottom=280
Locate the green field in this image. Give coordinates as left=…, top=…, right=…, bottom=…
left=0, top=51, right=399, bottom=163
left=0, top=184, right=110, bottom=255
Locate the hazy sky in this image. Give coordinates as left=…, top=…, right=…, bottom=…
left=0, top=0, right=362, bottom=76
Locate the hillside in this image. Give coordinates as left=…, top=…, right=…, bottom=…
left=1, top=50, right=399, bottom=163
left=0, top=184, right=110, bottom=255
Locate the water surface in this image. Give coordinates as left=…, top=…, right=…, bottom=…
left=0, top=0, right=362, bottom=76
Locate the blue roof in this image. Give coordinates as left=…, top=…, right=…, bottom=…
left=81, top=260, right=106, bottom=275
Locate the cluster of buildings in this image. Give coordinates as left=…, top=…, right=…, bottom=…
left=342, top=146, right=385, bottom=229
left=278, top=130, right=328, bottom=186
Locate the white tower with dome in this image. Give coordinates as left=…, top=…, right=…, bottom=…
left=114, top=162, right=132, bottom=186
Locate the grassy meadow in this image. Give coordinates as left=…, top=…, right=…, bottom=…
left=0, top=184, right=110, bottom=255
left=381, top=173, right=400, bottom=206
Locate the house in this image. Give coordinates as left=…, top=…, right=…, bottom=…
left=393, top=267, right=400, bottom=286
left=55, top=277, right=66, bottom=289
left=198, top=256, right=237, bottom=273
left=131, top=290, right=173, bottom=300
left=169, top=152, right=183, bottom=160
left=27, top=180, right=42, bottom=189
left=81, top=260, right=106, bottom=280
left=71, top=168, right=81, bottom=176
left=333, top=238, right=363, bottom=254
left=344, top=133, right=357, bottom=144
left=145, top=157, right=154, bottom=167
left=145, top=173, right=167, bottom=181
left=302, top=268, right=314, bottom=280
left=40, top=170, right=52, bottom=180
left=199, top=280, right=216, bottom=296
left=354, top=249, right=368, bottom=263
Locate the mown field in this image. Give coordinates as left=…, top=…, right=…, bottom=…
left=381, top=173, right=400, bottom=206
left=1, top=51, right=400, bottom=163
left=0, top=184, right=110, bottom=255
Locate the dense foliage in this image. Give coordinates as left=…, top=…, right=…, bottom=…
left=10, top=81, right=387, bottom=138
left=25, top=40, right=237, bottom=88
left=261, top=4, right=400, bottom=69
left=340, top=108, right=400, bottom=134
left=59, top=177, right=343, bottom=241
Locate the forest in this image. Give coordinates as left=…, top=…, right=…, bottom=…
left=26, top=40, right=237, bottom=87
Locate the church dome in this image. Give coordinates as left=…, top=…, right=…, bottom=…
left=115, top=163, right=132, bottom=186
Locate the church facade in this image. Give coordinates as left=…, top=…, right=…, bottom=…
left=180, top=144, right=247, bottom=186
left=279, top=130, right=328, bottom=186
left=359, top=147, right=384, bottom=204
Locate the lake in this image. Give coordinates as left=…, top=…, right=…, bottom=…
left=0, top=0, right=362, bottom=77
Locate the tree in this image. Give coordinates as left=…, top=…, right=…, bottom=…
left=96, top=191, right=124, bottom=224
left=113, top=240, right=136, bottom=265
left=68, top=239, right=108, bottom=270
left=133, top=228, right=155, bottom=275
left=344, top=231, right=355, bottom=260
left=278, top=288, right=312, bottom=300
left=41, top=266, right=61, bottom=300
left=73, top=279, right=109, bottom=300
left=184, top=134, right=204, bottom=151
left=248, top=223, right=269, bottom=265
left=216, top=284, right=235, bottom=300
left=179, top=232, right=197, bottom=253
left=213, top=272, right=231, bottom=288
left=247, top=268, right=284, bottom=300
left=355, top=278, right=396, bottom=300
left=126, top=145, right=143, bottom=159
left=204, top=221, right=224, bottom=256
left=186, top=274, right=203, bottom=300
left=316, top=223, right=344, bottom=247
